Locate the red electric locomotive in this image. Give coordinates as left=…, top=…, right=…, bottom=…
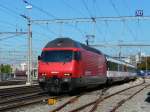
left=38, top=38, right=107, bottom=93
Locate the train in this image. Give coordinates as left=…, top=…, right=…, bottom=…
left=38, top=38, right=136, bottom=93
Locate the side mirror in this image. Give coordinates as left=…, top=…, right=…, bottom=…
left=38, top=56, right=41, bottom=60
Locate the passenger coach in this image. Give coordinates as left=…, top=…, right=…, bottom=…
left=106, top=56, right=136, bottom=83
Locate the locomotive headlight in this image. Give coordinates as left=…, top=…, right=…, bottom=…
left=42, top=73, right=46, bottom=76
left=64, top=73, right=71, bottom=76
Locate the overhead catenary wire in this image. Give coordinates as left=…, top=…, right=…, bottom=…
left=82, top=0, right=93, bottom=18
left=0, top=3, right=22, bottom=18
left=33, top=30, right=54, bottom=41
left=66, top=22, right=86, bottom=37
left=109, top=0, right=137, bottom=41
left=93, top=0, right=103, bottom=16
left=136, top=18, right=144, bottom=41
left=92, top=0, right=97, bottom=17
left=104, top=20, right=112, bottom=41
left=34, top=24, right=58, bottom=36
left=23, top=0, right=56, bottom=19
left=92, top=0, right=100, bottom=39
left=0, top=2, right=26, bottom=35
left=31, top=1, right=86, bottom=38
left=81, top=0, right=105, bottom=42
left=109, top=0, right=120, bottom=16
left=61, top=0, right=85, bottom=17
left=93, top=0, right=110, bottom=42
left=22, top=0, right=86, bottom=39
left=0, top=21, right=18, bottom=30
left=0, top=32, right=27, bottom=51
left=58, top=0, right=91, bottom=37
left=123, top=0, right=132, bottom=16
left=0, top=34, right=27, bottom=63
left=0, top=42, right=27, bottom=50
left=0, top=33, right=26, bottom=41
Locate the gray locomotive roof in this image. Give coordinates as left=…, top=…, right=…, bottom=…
left=44, top=38, right=81, bottom=48
left=44, top=38, right=102, bottom=55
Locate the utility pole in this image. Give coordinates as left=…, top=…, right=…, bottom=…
left=118, top=40, right=123, bottom=60
left=119, top=46, right=121, bottom=60
left=28, top=18, right=32, bottom=84
left=21, top=14, right=32, bottom=85
left=22, top=0, right=33, bottom=85
left=146, top=56, right=148, bottom=75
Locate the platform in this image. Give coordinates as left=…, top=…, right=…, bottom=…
left=0, top=80, right=38, bottom=89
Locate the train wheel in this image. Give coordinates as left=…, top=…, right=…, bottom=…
left=106, top=78, right=113, bottom=86
left=39, top=82, right=46, bottom=91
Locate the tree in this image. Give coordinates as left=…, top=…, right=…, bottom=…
left=137, top=57, right=150, bottom=70
left=0, top=64, right=12, bottom=74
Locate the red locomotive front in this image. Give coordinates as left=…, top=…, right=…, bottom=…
left=38, top=48, right=83, bottom=93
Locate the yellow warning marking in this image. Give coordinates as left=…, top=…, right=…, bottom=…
left=48, top=98, right=57, bottom=105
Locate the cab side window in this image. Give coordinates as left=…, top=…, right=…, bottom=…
left=74, top=51, right=81, bottom=61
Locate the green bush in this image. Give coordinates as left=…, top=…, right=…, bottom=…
left=0, top=64, right=12, bottom=74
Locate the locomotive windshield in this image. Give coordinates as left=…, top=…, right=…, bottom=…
left=41, top=50, right=73, bottom=62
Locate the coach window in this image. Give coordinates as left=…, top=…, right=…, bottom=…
left=108, top=61, right=118, bottom=71
left=120, top=64, right=124, bottom=72
left=124, top=65, right=127, bottom=72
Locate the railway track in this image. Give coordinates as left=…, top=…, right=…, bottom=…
left=49, top=79, right=147, bottom=112
left=49, top=95, right=82, bottom=112
left=0, top=84, right=69, bottom=111
left=0, top=83, right=108, bottom=112
left=69, top=80, right=147, bottom=112
left=49, top=85, right=110, bottom=112
left=0, top=92, right=48, bottom=111
left=0, top=80, right=26, bottom=86
left=0, top=85, right=41, bottom=98
left=0, top=85, right=48, bottom=111
left=0, top=91, right=69, bottom=112
left=109, top=83, right=150, bottom=112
